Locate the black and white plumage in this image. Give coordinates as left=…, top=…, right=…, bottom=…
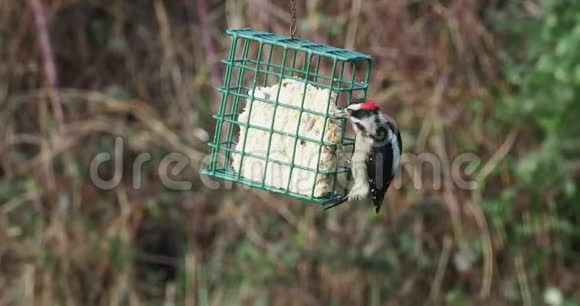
left=326, top=100, right=402, bottom=213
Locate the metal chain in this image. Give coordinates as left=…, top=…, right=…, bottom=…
left=289, top=0, right=297, bottom=39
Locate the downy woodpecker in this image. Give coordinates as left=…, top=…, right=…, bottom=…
left=328, top=100, right=402, bottom=213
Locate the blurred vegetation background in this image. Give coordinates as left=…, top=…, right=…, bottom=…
left=1, top=0, right=579, bottom=305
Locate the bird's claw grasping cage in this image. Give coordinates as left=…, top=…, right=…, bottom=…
left=202, top=28, right=372, bottom=205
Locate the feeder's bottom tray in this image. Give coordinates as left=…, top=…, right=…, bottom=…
left=202, top=168, right=345, bottom=205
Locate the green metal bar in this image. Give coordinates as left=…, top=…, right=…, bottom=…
left=313, top=56, right=321, bottom=83
left=290, top=49, right=298, bottom=77
left=341, top=62, right=360, bottom=192
left=330, top=60, right=346, bottom=197
left=224, top=28, right=372, bottom=62
left=263, top=44, right=274, bottom=86
left=364, top=59, right=372, bottom=97
left=310, top=59, right=339, bottom=199
left=211, top=144, right=350, bottom=175
left=336, top=61, right=346, bottom=91
left=331, top=61, right=356, bottom=195
left=334, top=116, right=349, bottom=196
left=223, top=38, right=251, bottom=168
left=209, top=36, right=239, bottom=171
left=218, top=72, right=361, bottom=92
left=202, top=169, right=344, bottom=205
left=222, top=60, right=365, bottom=91
left=235, top=41, right=265, bottom=179
left=300, top=51, right=309, bottom=77
left=260, top=47, right=289, bottom=187
left=215, top=90, right=346, bottom=119
left=348, top=62, right=357, bottom=104
left=285, top=52, right=313, bottom=192
left=215, top=116, right=354, bottom=146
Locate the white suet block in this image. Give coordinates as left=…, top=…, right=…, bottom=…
left=232, top=78, right=344, bottom=197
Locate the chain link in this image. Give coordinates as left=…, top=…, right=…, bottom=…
left=289, top=0, right=297, bottom=39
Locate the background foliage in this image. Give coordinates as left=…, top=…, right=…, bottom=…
left=0, top=1, right=579, bottom=305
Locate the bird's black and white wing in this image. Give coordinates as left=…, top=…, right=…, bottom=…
left=367, top=122, right=402, bottom=213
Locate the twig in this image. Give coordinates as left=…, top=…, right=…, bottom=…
left=469, top=192, right=493, bottom=298
left=429, top=236, right=453, bottom=302
left=28, top=0, right=65, bottom=132
left=428, top=76, right=466, bottom=246
left=515, top=255, right=532, bottom=306
left=154, top=0, right=195, bottom=138
left=256, top=192, right=299, bottom=226
left=246, top=0, right=292, bottom=23
left=195, top=0, right=221, bottom=87
left=476, top=128, right=518, bottom=183
left=345, top=0, right=363, bottom=50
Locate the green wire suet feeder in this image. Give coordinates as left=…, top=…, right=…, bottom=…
left=202, top=28, right=373, bottom=205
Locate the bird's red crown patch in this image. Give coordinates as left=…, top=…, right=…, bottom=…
left=360, top=100, right=378, bottom=110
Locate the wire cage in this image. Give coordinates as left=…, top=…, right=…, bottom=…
left=202, top=28, right=373, bottom=205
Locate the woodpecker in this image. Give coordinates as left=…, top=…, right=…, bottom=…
left=327, top=100, right=402, bottom=213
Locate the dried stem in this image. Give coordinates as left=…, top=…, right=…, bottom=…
left=195, top=0, right=221, bottom=87
left=28, top=0, right=65, bottom=132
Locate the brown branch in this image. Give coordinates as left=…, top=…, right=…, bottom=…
left=195, top=0, right=221, bottom=87
left=429, top=236, right=453, bottom=302
left=28, top=0, right=65, bottom=132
